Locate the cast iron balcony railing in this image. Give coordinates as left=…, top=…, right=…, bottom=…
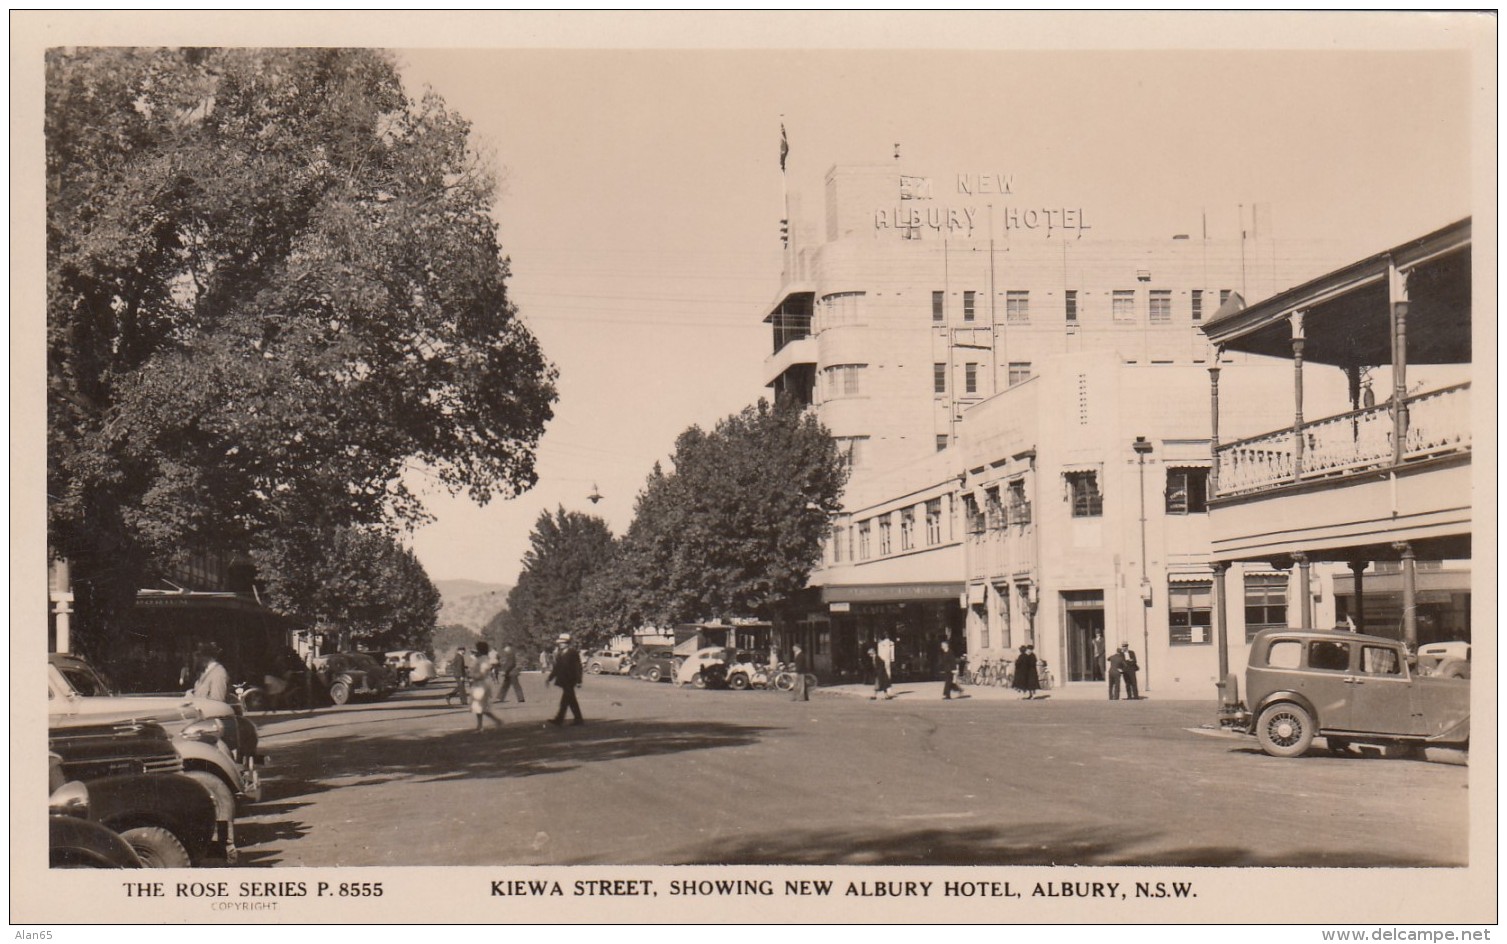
left=1215, top=382, right=1470, bottom=498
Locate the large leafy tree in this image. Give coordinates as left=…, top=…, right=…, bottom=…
left=614, top=398, right=847, bottom=626
left=46, top=48, right=556, bottom=651
left=254, top=526, right=440, bottom=652
left=494, top=508, right=617, bottom=656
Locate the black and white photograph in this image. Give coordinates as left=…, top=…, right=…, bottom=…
left=12, top=10, right=1495, bottom=930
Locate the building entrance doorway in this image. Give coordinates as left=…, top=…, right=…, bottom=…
left=1062, top=591, right=1106, bottom=683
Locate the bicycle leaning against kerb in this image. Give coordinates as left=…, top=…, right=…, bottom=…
left=770, top=663, right=818, bottom=693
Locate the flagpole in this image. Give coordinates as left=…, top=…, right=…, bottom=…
left=779, top=117, right=790, bottom=252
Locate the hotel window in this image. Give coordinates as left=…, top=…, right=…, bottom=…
left=831, top=525, right=845, bottom=563
left=1065, top=290, right=1078, bottom=322
left=823, top=364, right=865, bottom=399
left=1191, top=289, right=1204, bottom=321
left=835, top=435, right=869, bottom=470
left=935, top=433, right=949, bottom=452
left=1065, top=471, right=1102, bottom=518
left=879, top=516, right=893, bottom=555
left=934, top=362, right=947, bottom=394
left=932, top=291, right=945, bottom=322
left=963, top=494, right=985, bottom=534
left=857, top=520, right=872, bottom=560
left=1006, top=290, right=1030, bottom=323
left=1164, top=467, right=1209, bottom=514
left=1149, top=290, right=1172, bottom=323
left=1007, top=479, right=1030, bottom=525
left=925, top=498, right=943, bottom=545
left=963, top=290, right=976, bottom=322
left=1169, top=580, right=1214, bottom=646
left=1007, top=362, right=1032, bottom=387
left=965, top=362, right=979, bottom=394
left=899, top=507, right=916, bottom=551
left=1112, top=290, right=1136, bottom=323
left=819, top=291, right=865, bottom=331
left=984, top=486, right=1004, bottom=529
left=1244, top=574, right=1289, bottom=642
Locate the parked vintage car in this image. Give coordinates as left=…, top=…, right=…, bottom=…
left=628, top=646, right=677, bottom=683
left=1416, top=641, right=1471, bottom=678
left=386, top=650, right=437, bottom=686
left=675, top=647, right=734, bottom=688
left=1217, top=629, right=1470, bottom=758
left=48, top=753, right=143, bottom=869
left=47, top=724, right=220, bottom=867
left=49, top=652, right=263, bottom=858
left=313, top=652, right=399, bottom=705
left=722, top=650, right=773, bottom=690
left=585, top=649, right=631, bottom=676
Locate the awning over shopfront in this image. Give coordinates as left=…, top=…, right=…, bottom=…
left=821, top=582, right=964, bottom=604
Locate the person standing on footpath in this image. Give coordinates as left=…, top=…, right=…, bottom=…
left=939, top=640, right=964, bottom=700
left=497, top=644, right=525, bottom=704
left=1107, top=645, right=1125, bottom=700
left=878, top=631, right=897, bottom=684
left=790, top=644, right=810, bottom=702
left=189, top=643, right=231, bottom=704
left=1120, top=644, right=1141, bottom=700
left=546, top=633, right=584, bottom=725
left=468, top=642, right=504, bottom=731
left=868, top=646, right=893, bottom=700
left=1012, top=644, right=1041, bottom=700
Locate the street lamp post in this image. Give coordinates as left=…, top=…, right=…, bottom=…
left=1132, top=436, right=1154, bottom=694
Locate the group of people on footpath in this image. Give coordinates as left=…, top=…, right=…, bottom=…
left=448, top=634, right=585, bottom=731
left=850, top=633, right=1140, bottom=703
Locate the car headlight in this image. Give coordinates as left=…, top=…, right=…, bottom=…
left=48, top=780, right=89, bottom=818
left=181, top=718, right=225, bottom=743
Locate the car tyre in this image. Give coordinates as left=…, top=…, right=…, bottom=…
left=589, top=663, right=603, bottom=675
left=727, top=673, right=750, bottom=691
left=329, top=679, right=352, bottom=706
left=647, top=666, right=663, bottom=683
left=1256, top=703, right=1314, bottom=758
left=118, top=826, right=193, bottom=869
left=1435, top=658, right=1470, bottom=679
left=692, top=672, right=708, bottom=690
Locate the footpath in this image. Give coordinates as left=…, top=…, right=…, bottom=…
left=818, top=679, right=1200, bottom=702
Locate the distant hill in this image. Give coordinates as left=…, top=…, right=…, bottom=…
left=435, top=579, right=511, bottom=634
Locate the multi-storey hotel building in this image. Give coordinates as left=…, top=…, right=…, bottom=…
left=763, top=163, right=1361, bottom=695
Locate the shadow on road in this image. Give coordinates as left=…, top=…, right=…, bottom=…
left=674, top=822, right=1464, bottom=868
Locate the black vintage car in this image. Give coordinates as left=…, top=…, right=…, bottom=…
left=47, top=721, right=219, bottom=868
left=314, top=652, right=399, bottom=705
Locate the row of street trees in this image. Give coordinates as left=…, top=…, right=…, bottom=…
left=489, top=399, right=848, bottom=656
left=46, top=47, right=557, bottom=654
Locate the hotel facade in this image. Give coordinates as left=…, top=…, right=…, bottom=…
left=762, top=163, right=1387, bottom=696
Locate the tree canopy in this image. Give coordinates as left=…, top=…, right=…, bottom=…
left=46, top=48, right=556, bottom=648
left=612, top=398, right=847, bottom=627
left=493, top=507, right=618, bottom=656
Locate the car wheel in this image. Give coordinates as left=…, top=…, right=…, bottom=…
left=728, top=673, right=750, bottom=691
left=647, top=666, right=662, bottom=683
left=1435, top=658, right=1470, bottom=679
left=118, top=826, right=192, bottom=869
left=329, top=680, right=352, bottom=706
left=1256, top=703, right=1314, bottom=758
left=241, top=688, right=268, bottom=712
left=589, top=663, right=603, bottom=675
left=692, top=672, right=708, bottom=690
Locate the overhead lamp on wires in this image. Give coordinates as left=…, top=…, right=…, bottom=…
left=587, top=483, right=603, bottom=505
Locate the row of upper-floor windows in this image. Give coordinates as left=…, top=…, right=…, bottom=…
left=830, top=496, right=952, bottom=564
left=812, top=287, right=1235, bottom=334
left=934, top=361, right=1032, bottom=398
left=962, top=467, right=1210, bottom=529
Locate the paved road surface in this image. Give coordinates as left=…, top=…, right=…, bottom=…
left=237, top=674, right=1468, bottom=867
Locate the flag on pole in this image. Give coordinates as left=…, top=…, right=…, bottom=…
left=779, top=122, right=789, bottom=173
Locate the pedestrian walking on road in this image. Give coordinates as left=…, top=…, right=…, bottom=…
left=868, top=647, right=893, bottom=700
left=1107, top=645, right=1125, bottom=700
left=939, top=640, right=963, bottom=700
left=1012, top=645, right=1041, bottom=700
left=1121, top=644, right=1141, bottom=700
left=497, top=645, right=525, bottom=703
left=469, top=642, right=503, bottom=731
left=790, top=644, right=810, bottom=702
left=447, top=646, right=470, bottom=707
left=546, top=634, right=584, bottom=725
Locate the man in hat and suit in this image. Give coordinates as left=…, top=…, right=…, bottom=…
left=1121, top=643, right=1141, bottom=700
left=546, top=633, right=584, bottom=725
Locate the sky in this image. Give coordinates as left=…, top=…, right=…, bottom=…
left=392, top=38, right=1478, bottom=587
